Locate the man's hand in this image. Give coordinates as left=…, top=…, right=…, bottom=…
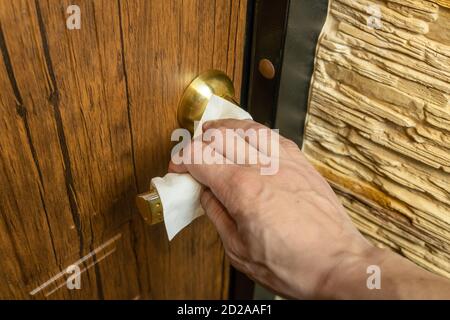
left=169, top=119, right=450, bottom=299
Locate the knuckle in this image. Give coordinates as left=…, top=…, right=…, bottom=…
left=280, top=138, right=300, bottom=150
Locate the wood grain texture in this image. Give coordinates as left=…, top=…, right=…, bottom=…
left=304, top=0, right=450, bottom=277
left=0, top=0, right=247, bottom=299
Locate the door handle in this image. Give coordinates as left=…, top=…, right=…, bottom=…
left=136, top=70, right=237, bottom=225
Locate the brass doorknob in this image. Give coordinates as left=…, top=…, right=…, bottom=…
left=135, top=186, right=164, bottom=225
left=177, top=69, right=236, bottom=134
left=136, top=70, right=236, bottom=225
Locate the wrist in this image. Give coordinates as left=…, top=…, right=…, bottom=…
left=314, top=243, right=383, bottom=299
left=312, top=243, right=450, bottom=300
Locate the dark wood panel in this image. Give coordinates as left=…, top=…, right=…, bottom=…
left=0, top=0, right=247, bottom=299
left=120, top=0, right=248, bottom=300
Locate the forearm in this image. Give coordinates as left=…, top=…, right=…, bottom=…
left=318, top=247, right=450, bottom=300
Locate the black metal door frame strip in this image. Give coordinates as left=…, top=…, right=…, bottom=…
left=275, top=0, right=329, bottom=146
left=246, top=0, right=290, bottom=128
left=247, top=0, right=329, bottom=146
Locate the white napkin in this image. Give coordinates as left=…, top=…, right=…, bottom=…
left=151, top=95, right=252, bottom=240
left=151, top=173, right=205, bottom=240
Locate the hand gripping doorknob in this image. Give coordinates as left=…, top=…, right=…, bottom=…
left=135, top=70, right=251, bottom=232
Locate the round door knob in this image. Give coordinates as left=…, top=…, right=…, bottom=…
left=177, top=70, right=236, bottom=135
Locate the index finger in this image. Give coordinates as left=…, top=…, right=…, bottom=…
left=203, top=119, right=279, bottom=156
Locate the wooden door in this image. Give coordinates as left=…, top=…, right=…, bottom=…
left=0, top=0, right=248, bottom=299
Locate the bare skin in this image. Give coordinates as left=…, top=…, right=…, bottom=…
left=169, top=119, right=450, bottom=300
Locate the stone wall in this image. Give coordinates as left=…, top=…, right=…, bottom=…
left=304, top=0, right=450, bottom=277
